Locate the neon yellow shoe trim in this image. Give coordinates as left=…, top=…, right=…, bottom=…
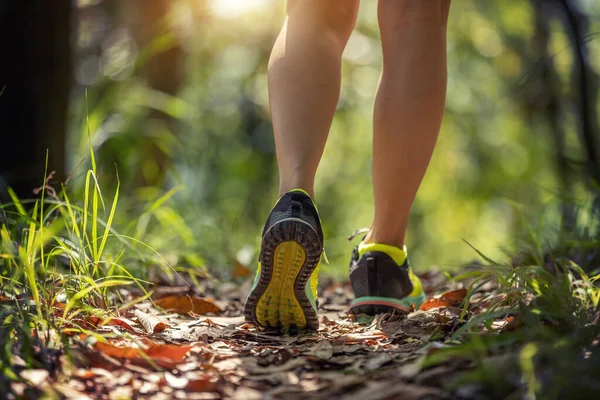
left=358, top=242, right=408, bottom=266
left=250, top=262, right=262, bottom=293
left=290, top=187, right=321, bottom=309
left=289, top=188, right=311, bottom=197
left=307, top=261, right=319, bottom=309
left=407, top=268, right=424, bottom=298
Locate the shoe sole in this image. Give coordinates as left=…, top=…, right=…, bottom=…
left=244, top=218, right=322, bottom=331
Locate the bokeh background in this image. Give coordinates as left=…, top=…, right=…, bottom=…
left=3, top=0, right=600, bottom=279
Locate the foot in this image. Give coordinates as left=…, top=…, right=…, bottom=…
left=348, top=242, right=426, bottom=315
left=244, top=189, right=323, bottom=331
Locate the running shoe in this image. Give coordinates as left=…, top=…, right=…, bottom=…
left=244, top=189, right=323, bottom=331
left=349, top=241, right=426, bottom=315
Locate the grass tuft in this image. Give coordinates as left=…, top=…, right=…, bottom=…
left=426, top=202, right=600, bottom=399
left=0, top=149, right=202, bottom=395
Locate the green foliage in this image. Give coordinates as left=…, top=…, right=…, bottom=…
left=424, top=205, right=600, bottom=399
left=70, top=0, right=600, bottom=276
left=0, top=151, right=198, bottom=391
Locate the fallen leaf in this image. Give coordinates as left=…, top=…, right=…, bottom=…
left=135, top=309, right=168, bottom=333
left=232, top=261, right=252, bottom=279
left=419, top=288, right=467, bottom=311
left=397, top=359, right=424, bottom=379
left=72, top=369, right=96, bottom=379
left=89, top=315, right=136, bottom=333
left=362, top=352, right=392, bottom=370
left=53, top=383, right=94, bottom=400
left=307, top=340, right=334, bottom=360
left=232, top=386, right=262, bottom=400
left=334, top=332, right=387, bottom=344
left=20, top=369, right=49, bottom=386
left=212, top=358, right=243, bottom=371
left=247, top=358, right=306, bottom=375
left=73, top=367, right=114, bottom=381
left=321, top=316, right=338, bottom=326
left=95, top=339, right=192, bottom=368
left=141, top=373, right=162, bottom=384
left=10, top=383, right=26, bottom=397
left=342, top=381, right=447, bottom=400
left=184, top=372, right=219, bottom=392
left=164, top=371, right=188, bottom=389
left=154, top=295, right=221, bottom=315
left=504, top=315, right=523, bottom=331
left=53, top=302, right=66, bottom=309
left=124, top=362, right=153, bottom=375
left=108, top=386, right=134, bottom=400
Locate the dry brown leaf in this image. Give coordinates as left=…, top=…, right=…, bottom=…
left=95, top=339, right=192, bottom=368
left=307, top=340, right=334, bottom=360
left=134, top=309, right=168, bottom=334
left=89, top=315, right=136, bottom=333
left=72, top=367, right=115, bottom=381
left=154, top=295, right=221, bottom=315
left=334, top=332, right=387, bottom=345
left=48, top=302, right=67, bottom=317
left=185, top=372, right=219, bottom=392
left=248, top=358, right=306, bottom=375
left=72, top=369, right=96, bottom=379
left=362, top=352, right=392, bottom=370
left=419, top=288, right=468, bottom=311
left=504, top=315, right=523, bottom=331
left=232, top=261, right=252, bottom=279
left=232, top=386, right=262, bottom=399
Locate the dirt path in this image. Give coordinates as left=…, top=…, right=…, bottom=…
left=10, top=269, right=496, bottom=399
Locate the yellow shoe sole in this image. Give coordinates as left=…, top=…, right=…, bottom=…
left=244, top=218, right=321, bottom=331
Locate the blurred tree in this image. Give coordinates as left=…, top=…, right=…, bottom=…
left=64, top=0, right=600, bottom=273
left=127, top=0, right=183, bottom=188
left=0, top=0, right=72, bottom=199
left=556, top=0, right=600, bottom=189
left=529, top=0, right=574, bottom=229
left=530, top=0, right=600, bottom=230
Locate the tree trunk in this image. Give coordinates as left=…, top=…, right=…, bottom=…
left=556, top=0, right=600, bottom=188
left=0, top=0, right=72, bottom=200
left=127, top=0, right=183, bottom=188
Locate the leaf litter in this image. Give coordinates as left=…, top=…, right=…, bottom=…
left=5, top=266, right=519, bottom=399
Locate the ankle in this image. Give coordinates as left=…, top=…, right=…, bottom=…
left=278, top=182, right=315, bottom=199
left=362, top=229, right=405, bottom=249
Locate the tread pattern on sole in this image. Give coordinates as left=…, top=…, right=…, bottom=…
left=244, top=218, right=322, bottom=331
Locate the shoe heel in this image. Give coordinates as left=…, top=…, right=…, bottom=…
left=245, top=218, right=322, bottom=331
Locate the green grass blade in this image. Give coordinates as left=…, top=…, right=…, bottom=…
left=7, top=188, right=26, bottom=216
left=97, top=170, right=119, bottom=260
left=143, top=185, right=184, bottom=214
left=63, top=279, right=133, bottom=319
left=462, top=239, right=500, bottom=265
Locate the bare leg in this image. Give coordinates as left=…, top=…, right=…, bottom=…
left=269, top=0, right=359, bottom=198
left=364, top=0, right=451, bottom=248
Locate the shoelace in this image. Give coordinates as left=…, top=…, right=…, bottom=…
left=347, top=227, right=370, bottom=242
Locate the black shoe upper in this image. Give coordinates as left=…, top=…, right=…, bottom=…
left=261, top=190, right=324, bottom=247
left=349, top=249, right=414, bottom=300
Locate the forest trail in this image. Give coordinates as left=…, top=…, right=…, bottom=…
left=10, top=268, right=504, bottom=400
